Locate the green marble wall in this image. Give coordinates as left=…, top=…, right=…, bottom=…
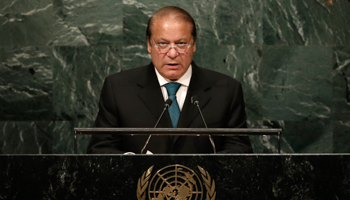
left=0, top=0, right=349, bottom=154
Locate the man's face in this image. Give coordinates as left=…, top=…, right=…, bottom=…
left=147, top=18, right=196, bottom=80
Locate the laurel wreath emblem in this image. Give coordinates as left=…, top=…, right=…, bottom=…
left=198, top=166, right=216, bottom=200
left=137, top=165, right=154, bottom=200
left=136, top=165, right=215, bottom=200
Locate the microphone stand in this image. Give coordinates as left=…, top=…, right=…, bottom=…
left=192, top=96, right=217, bottom=154
left=140, top=99, right=172, bottom=154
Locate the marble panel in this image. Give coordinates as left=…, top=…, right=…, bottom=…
left=192, top=0, right=263, bottom=46
left=0, top=0, right=58, bottom=46
left=249, top=120, right=333, bottom=153
left=194, top=45, right=263, bottom=120
left=123, top=0, right=200, bottom=47
left=208, top=0, right=262, bottom=46
left=0, top=120, right=91, bottom=154
left=53, top=46, right=122, bottom=122
left=122, top=1, right=150, bottom=47
left=279, top=120, right=332, bottom=153
left=261, top=46, right=333, bottom=121
left=333, top=46, right=350, bottom=120
left=0, top=47, right=53, bottom=120
left=51, top=0, right=123, bottom=46
left=53, top=120, right=92, bottom=154
left=263, top=0, right=350, bottom=45
left=122, top=45, right=151, bottom=71
left=123, top=0, right=262, bottom=47
left=333, top=120, right=350, bottom=153
left=248, top=120, right=281, bottom=153
left=0, top=121, right=54, bottom=154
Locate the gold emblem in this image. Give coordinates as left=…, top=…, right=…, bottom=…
left=137, top=164, right=216, bottom=200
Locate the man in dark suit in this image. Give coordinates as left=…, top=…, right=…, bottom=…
left=87, top=6, right=252, bottom=154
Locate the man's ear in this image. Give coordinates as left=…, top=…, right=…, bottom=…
left=147, top=38, right=152, bottom=53
left=192, top=41, right=196, bottom=53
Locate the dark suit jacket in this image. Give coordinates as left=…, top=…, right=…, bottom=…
left=87, top=62, right=252, bottom=154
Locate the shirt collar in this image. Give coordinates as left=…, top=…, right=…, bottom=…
left=155, top=64, right=192, bottom=87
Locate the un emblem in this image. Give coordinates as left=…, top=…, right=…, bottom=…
left=137, top=164, right=216, bottom=200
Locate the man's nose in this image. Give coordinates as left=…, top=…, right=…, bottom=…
left=166, top=47, right=179, bottom=58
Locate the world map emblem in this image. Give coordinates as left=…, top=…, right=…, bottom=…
left=137, top=164, right=216, bottom=200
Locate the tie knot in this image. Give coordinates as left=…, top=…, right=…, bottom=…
left=164, top=82, right=181, bottom=96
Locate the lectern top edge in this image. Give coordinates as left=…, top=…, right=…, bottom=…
left=73, top=128, right=282, bottom=153
left=74, top=127, right=282, bottom=136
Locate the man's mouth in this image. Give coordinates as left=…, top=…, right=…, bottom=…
left=167, top=63, right=179, bottom=66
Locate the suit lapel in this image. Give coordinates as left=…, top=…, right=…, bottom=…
left=137, top=64, right=172, bottom=128
left=177, top=62, right=212, bottom=128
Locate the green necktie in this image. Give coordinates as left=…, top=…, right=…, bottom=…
left=164, top=83, right=181, bottom=128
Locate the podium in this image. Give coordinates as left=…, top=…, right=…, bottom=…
left=4, top=129, right=349, bottom=199
left=1, top=154, right=350, bottom=199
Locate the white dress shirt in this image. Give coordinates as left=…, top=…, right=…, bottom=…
left=154, top=65, right=192, bottom=111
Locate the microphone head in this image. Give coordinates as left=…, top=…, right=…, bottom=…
left=191, top=95, right=200, bottom=105
left=165, top=99, right=173, bottom=107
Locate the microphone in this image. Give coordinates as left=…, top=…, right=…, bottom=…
left=191, top=95, right=216, bottom=154
left=140, top=99, right=172, bottom=154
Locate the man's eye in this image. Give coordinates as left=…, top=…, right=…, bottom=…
left=158, top=43, right=168, bottom=46
left=177, top=42, right=187, bottom=46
